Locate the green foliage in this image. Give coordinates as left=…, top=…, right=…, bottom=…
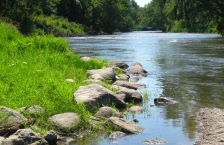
left=0, top=21, right=107, bottom=132
left=1, top=0, right=224, bottom=35
left=0, top=0, right=140, bottom=35
left=33, top=15, right=84, bottom=36
left=137, top=0, right=224, bottom=35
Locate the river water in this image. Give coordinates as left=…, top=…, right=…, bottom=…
left=66, top=32, right=224, bottom=145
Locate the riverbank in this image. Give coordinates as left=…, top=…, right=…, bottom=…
left=0, top=20, right=108, bottom=134
left=195, top=108, right=224, bottom=145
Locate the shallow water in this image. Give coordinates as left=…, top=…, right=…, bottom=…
left=66, top=32, right=224, bottom=145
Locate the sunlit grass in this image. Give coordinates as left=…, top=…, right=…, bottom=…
left=0, top=20, right=108, bottom=133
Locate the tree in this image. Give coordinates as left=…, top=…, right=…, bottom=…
left=0, top=0, right=41, bottom=33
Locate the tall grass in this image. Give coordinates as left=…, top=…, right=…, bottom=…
left=0, top=20, right=108, bottom=132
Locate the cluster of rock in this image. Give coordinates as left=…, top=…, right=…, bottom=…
left=73, top=59, right=148, bottom=135
left=74, top=59, right=148, bottom=110
left=0, top=106, right=57, bottom=145
left=0, top=59, right=150, bottom=145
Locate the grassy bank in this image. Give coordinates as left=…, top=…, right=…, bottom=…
left=0, top=21, right=108, bottom=133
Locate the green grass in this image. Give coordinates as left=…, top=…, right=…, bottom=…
left=0, top=20, right=108, bottom=133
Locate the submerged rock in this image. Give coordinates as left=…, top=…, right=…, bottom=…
left=109, top=131, right=128, bottom=139
left=141, top=139, right=168, bottom=145
left=154, top=96, right=176, bottom=105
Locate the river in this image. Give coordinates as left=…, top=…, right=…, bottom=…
left=66, top=32, right=224, bottom=145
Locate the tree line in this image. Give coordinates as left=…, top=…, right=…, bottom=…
left=0, top=0, right=140, bottom=35
left=0, top=0, right=223, bottom=35
left=138, top=0, right=224, bottom=35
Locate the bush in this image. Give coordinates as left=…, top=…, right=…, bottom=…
left=33, top=15, right=85, bottom=36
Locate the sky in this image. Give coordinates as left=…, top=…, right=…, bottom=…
left=135, top=0, right=152, bottom=7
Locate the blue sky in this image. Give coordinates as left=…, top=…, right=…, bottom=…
left=135, top=0, right=152, bottom=7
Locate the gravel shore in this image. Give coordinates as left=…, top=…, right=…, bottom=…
left=195, top=108, right=224, bottom=145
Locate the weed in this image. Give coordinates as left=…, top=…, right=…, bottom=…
left=140, top=89, right=151, bottom=102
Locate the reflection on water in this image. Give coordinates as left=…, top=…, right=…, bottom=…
left=66, top=32, right=224, bottom=145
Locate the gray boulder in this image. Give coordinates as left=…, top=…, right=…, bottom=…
left=74, top=84, right=126, bottom=110
left=110, top=60, right=129, bottom=69
left=87, top=68, right=116, bottom=83
left=128, top=62, right=148, bottom=76
left=49, top=113, right=80, bottom=132
left=112, top=85, right=142, bottom=102
left=113, top=80, right=146, bottom=90
left=128, top=106, right=144, bottom=114
left=0, top=106, right=27, bottom=124
left=94, top=106, right=123, bottom=118
left=0, top=128, right=48, bottom=145
left=105, top=117, right=144, bottom=134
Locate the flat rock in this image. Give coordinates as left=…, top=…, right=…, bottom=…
left=74, top=84, right=126, bottom=110
left=0, top=106, right=27, bottom=124
left=49, top=113, right=80, bottom=132
left=105, top=117, right=144, bottom=134
left=87, top=68, right=116, bottom=83
left=113, top=80, right=146, bottom=90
